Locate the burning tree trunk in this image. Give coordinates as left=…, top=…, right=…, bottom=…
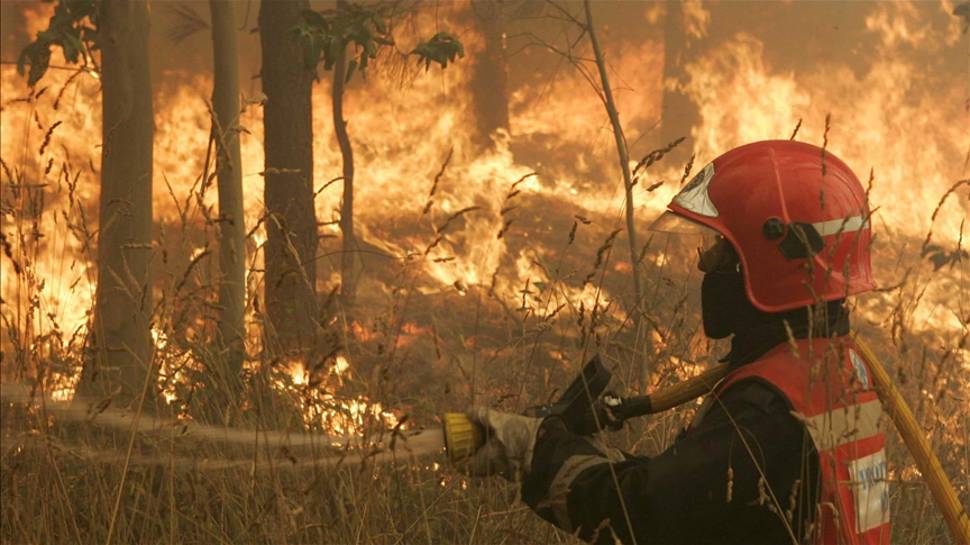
left=470, top=0, right=510, bottom=149
left=79, top=0, right=155, bottom=403
left=659, top=0, right=699, bottom=164
left=332, top=0, right=360, bottom=311
left=209, top=0, right=246, bottom=384
left=582, top=0, right=650, bottom=387
left=296, top=2, right=464, bottom=314
left=258, top=0, right=318, bottom=354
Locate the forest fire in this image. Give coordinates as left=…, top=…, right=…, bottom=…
left=2, top=3, right=966, bottom=341
left=1, top=1, right=968, bottom=544
left=2, top=4, right=965, bottom=338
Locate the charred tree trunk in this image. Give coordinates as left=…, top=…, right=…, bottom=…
left=470, top=0, right=510, bottom=149
left=259, top=0, right=318, bottom=354
left=659, top=0, right=699, bottom=165
left=79, top=0, right=155, bottom=404
left=331, top=30, right=360, bottom=311
left=210, top=0, right=246, bottom=386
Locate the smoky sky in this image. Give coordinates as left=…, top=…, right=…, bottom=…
left=3, top=2, right=964, bottom=105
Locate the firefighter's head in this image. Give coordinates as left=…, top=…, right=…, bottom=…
left=651, top=140, right=874, bottom=338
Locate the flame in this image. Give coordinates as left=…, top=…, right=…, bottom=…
left=334, top=355, right=350, bottom=376
left=681, top=1, right=711, bottom=40
left=350, top=320, right=373, bottom=342
left=320, top=395, right=399, bottom=437
left=678, top=6, right=967, bottom=241
left=278, top=354, right=399, bottom=435
left=865, top=1, right=963, bottom=50
left=287, top=360, right=308, bottom=386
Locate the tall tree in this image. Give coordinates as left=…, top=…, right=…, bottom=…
left=84, top=0, right=155, bottom=403
left=331, top=0, right=360, bottom=311
left=209, top=0, right=246, bottom=383
left=469, top=0, right=510, bottom=149
left=259, top=0, right=318, bottom=354
left=298, top=3, right=463, bottom=310
left=19, top=0, right=156, bottom=404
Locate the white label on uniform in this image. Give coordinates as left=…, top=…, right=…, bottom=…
left=849, top=449, right=890, bottom=533
left=849, top=349, right=870, bottom=390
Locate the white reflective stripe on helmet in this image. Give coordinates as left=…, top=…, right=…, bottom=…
left=812, top=215, right=869, bottom=237
left=672, top=162, right=718, bottom=217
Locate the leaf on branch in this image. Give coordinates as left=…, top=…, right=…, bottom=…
left=17, top=42, right=52, bottom=87
left=17, top=0, right=99, bottom=87
left=294, top=3, right=395, bottom=81
left=411, top=32, right=465, bottom=71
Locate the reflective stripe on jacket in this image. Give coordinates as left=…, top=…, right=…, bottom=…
left=714, top=336, right=891, bottom=545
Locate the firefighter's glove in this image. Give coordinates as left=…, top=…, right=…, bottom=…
left=460, top=407, right=542, bottom=482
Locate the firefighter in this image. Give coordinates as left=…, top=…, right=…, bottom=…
left=463, top=140, right=891, bottom=544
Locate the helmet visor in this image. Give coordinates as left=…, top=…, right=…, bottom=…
left=648, top=211, right=716, bottom=235
left=648, top=211, right=738, bottom=273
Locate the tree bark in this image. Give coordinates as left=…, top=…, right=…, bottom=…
left=582, top=0, right=649, bottom=389
left=210, top=0, right=246, bottom=383
left=331, top=32, right=360, bottom=311
left=258, top=0, right=318, bottom=354
left=659, top=0, right=699, bottom=165
left=470, top=0, right=510, bottom=149
left=79, top=0, right=155, bottom=404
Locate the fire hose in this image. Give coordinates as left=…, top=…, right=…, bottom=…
left=443, top=335, right=970, bottom=544
left=852, top=335, right=970, bottom=543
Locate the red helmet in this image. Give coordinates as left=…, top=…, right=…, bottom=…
left=656, top=140, right=875, bottom=312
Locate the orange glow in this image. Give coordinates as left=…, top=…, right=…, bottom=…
left=281, top=354, right=397, bottom=435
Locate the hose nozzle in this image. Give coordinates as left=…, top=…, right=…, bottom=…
left=442, top=412, right=484, bottom=463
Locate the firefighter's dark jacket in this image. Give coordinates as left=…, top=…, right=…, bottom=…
left=521, top=305, right=850, bottom=545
